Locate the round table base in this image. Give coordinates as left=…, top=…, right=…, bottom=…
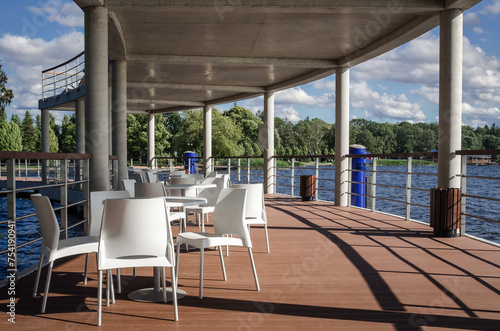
left=127, top=287, right=187, bottom=303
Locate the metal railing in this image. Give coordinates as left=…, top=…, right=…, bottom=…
left=41, top=51, right=85, bottom=99
left=0, top=152, right=122, bottom=281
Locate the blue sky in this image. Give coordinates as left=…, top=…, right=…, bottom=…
left=0, top=0, right=499, bottom=128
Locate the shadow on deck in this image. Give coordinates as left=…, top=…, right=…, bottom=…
left=1, top=195, right=499, bottom=330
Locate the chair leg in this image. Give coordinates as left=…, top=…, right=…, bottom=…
left=41, top=261, right=54, bottom=314
left=175, top=243, right=181, bottom=284
left=97, top=270, right=103, bottom=326
left=106, top=270, right=110, bottom=306
left=109, top=270, right=115, bottom=304
left=201, top=213, right=205, bottom=232
left=116, top=268, right=121, bottom=294
left=218, top=246, right=227, bottom=281
left=264, top=223, right=270, bottom=254
left=33, top=254, right=44, bottom=298
left=84, top=253, right=89, bottom=285
left=171, top=266, right=179, bottom=321
left=199, top=248, right=204, bottom=299
left=161, top=267, right=167, bottom=304
left=248, top=248, right=260, bottom=291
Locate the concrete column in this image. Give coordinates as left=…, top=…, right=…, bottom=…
left=75, top=98, right=85, bottom=186
left=41, top=108, right=50, bottom=184
left=335, top=67, right=350, bottom=206
left=41, top=108, right=50, bottom=153
left=75, top=98, right=85, bottom=153
left=147, top=113, right=155, bottom=168
left=203, top=105, right=213, bottom=175
left=84, top=6, right=109, bottom=192
left=111, top=60, right=128, bottom=187
left=263, top=92, right=275, bottom=194
left=438, top=9, right=463, bottom=188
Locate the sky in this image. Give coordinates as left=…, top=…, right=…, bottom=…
left=0, top=0, right=499, bottom=128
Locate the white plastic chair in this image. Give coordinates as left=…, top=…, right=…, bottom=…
left=215, top=174, right=230, bottom=188
left=128, top=170, right=145, bottom=183
left=231, top=183, right=270, bottom=253
left=135, top=182, right=186, bottom=230
left=168, top=177, right=196, bottom=197
left=97, top=197, right=178, bottom=325
left=205, top=171, right=217, bottom=178
left=181, top=173, right=204, bottom=180
left=121, top=179, right=136, bottom=197
left=144, top=169, right=158, bottom=183
left=31, top=194, right=99, bottom=314
left=176, top=188, right=260, bottom=299
left=87, top=190, right=131, bottom=292
left=184, top=177, right=224, bottom=232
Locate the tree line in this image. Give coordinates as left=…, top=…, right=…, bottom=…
left=1, top=106, right=499, bottom=162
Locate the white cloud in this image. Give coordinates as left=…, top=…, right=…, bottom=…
left=275, top=87, right=317, bottom=106
left=276, top=105, right=301, bottom=122
left=0, top=31, right=84, bottom=112
left=462, top=103, right=500, bottom=127
left=351, top=81, right=426, bottom=122
left=27, top=0, right=83, bottom=28
left=481, top=0, right=500, bottom=15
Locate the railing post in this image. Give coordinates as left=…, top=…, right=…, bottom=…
left=291, top=158, right=295, bottom=197
left=247, top=158, right=250, bottom=183
left=227, top=158, right=231, bottom=176
left=18, top=159, right=21, bottom=178
left=371, top=158, right=377, bottom=212
left=7, top=158, right=17, bottom=273
left=83, top=159, right=90, bottom=235
left=237, top=158, right=241, bottom=181
left=347, top=156, right=352, bottom=207
left=460, top=155, right=467, bottom=235
left=406, top=157, right=412, bottom=221
left=315, top=157, right=319, bottom=200
left=60, top=159, right=68, bottom=239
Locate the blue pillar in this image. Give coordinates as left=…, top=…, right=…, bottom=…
left=350, top=145, right=370, bottom=208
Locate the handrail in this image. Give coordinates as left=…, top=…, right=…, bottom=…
left=42, top=51, right=85, bottom=74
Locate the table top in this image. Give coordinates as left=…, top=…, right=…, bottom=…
left=162, top=183, right=217, bottom=190
left=131, top=196, right=207, bottom=207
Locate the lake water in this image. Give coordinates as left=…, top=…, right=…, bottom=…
left=1, top=164, right=499, bottom=280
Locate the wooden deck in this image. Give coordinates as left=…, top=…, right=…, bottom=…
left=2, top=195, right=500, bottom=330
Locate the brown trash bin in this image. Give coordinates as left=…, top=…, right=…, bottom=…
left=300, top=175, right=316, bottom=201
left=430, top=187, right=461, bottom=237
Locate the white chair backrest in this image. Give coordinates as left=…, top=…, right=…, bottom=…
left=145, top=171, right=158, bottom=183
left=98, top=197, right=174, bottom=269
left=134, top=182, right=166, bottom=198
left=199, top=177, right=224, bottom=206
left=171, top=170, right=186, bottom=176
left=206, top=171, right=217, bottom=178
left=129, top=170, right=145, bottom=183
left=230, top=183, right=265, bottom=219
left=215, top=174, right=230, bottom=188
left=31, top=194, right=59, bottom=256
left=169, top=177, right=196, bottom=197
left=121, top=179, right=136, bottom=197
left=212, top=188, right=251, bottom=247
left=89, top=190, right=131, bottom=237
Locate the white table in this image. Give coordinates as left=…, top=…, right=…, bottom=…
left=163, top=183, right=217, bottom=196
left=127, top=197, right=207, bottom=303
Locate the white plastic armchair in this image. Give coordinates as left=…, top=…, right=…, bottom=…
left=97, top=197, right=178, bottom=326
left=230, top=183, right=270, bottom=253
left=176, top=188, right=260, bottom=299
left=31, top=194, right=99, bottom=314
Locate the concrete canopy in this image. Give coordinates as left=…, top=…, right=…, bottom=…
left=73, top=0, right=481, bottom=114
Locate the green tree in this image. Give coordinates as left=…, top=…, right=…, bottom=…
left=0, top=64, right=14, bottom=117
left=59, top=114, right=76, bottom=153
left=10, top=114, right=21, bottom=127
left=223, top=105, right=262, bottom=156
left=127, top=114, right=148, bottom=163
left=0, top=121, right=22, bottom=151
left=21, top=111, right=37, bottom=151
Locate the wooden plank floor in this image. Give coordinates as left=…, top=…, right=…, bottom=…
left=2, top=195, right=500, bottom=330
